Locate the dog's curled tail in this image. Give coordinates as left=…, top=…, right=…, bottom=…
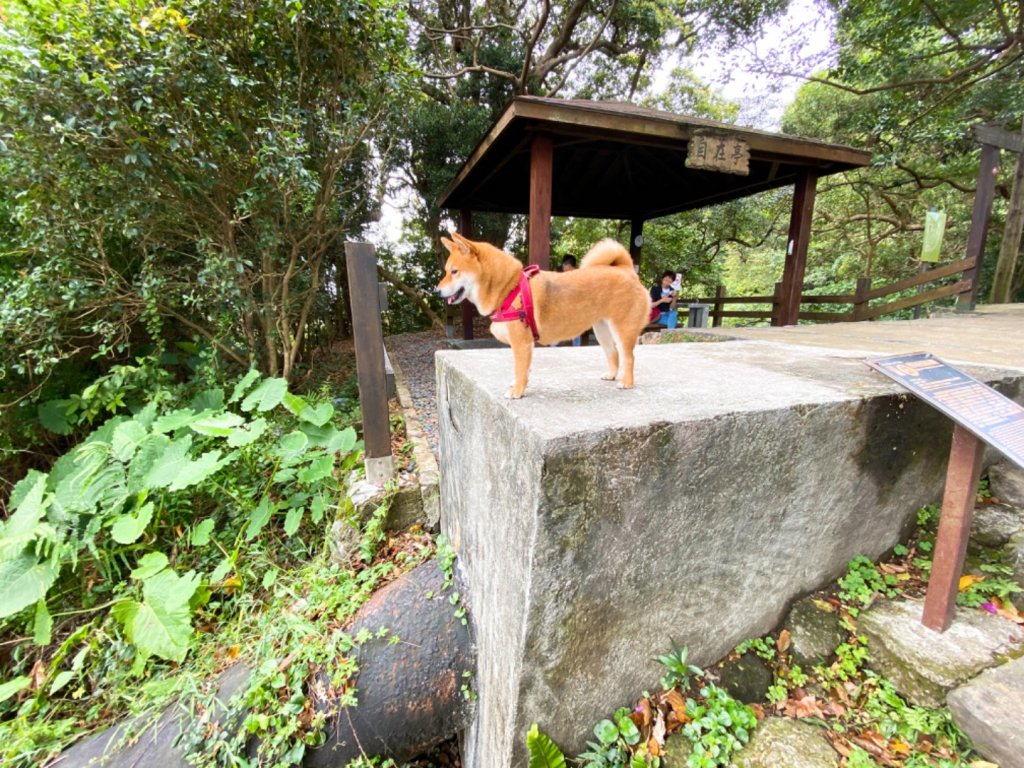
left=579, top=239, right=635, bottom=272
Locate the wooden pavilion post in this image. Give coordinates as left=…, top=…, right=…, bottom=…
left=460, top=208, right=476, bottom=340
left=958, top=143, right=1000, bottom=310
left=629, top=219, right=644, bottom=268
left=528, top=134, right=553, bottom=268
left=775, top=170, right=818, bottom=326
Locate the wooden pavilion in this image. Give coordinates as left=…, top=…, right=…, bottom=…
left=438, top=96, right=872, bottom=333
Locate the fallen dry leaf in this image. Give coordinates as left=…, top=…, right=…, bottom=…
left=959, top=574, right=984, bottom=591
left=776, top=628, right=791, bottom=653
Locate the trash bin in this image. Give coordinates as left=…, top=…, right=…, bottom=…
left=687, top=303, right=710, bottom=328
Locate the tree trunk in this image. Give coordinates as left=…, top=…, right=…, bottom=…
left=56, top=560, right=474, bottom=767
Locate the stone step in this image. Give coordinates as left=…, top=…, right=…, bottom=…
left=858, top=599, right=1024, bottom=708
left=948, top=655, right=1024, bottom=768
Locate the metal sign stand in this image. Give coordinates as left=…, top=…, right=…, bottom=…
left=867, top=352, right=1024, bottom=633
left=922, top=425, right=985, bottom=631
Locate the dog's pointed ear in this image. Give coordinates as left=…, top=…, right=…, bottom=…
left=440, top=236, right=457, bottom=253
left=450, top=231, right=479, bottom=257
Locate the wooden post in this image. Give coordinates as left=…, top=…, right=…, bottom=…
left=922, top=425, right=985, bottom=632
left=770, top=282, right=784, bottom=326
left=990, top=123, right=1024, bottom=303
left=776, top=170, right=818, bottom=326
left=958, top=143, right=1000, bottom=310
left=712, top=285, right=725, bottom=327
left=629, top=219, right=644, bottom=268
left=528, top=134, right=553, bottom=268
left=853, top=276, right=872, bottom=321
left=345, top=242, right=394, bottom=486
left=460, top=209, right=476, bottom=340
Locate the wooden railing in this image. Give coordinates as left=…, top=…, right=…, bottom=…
left=680, top=257, right=975, bottom=327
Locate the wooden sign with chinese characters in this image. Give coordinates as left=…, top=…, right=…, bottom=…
left=685, top=131, right=750, bottom=176
left=867, top=352, right=1024, bottom=633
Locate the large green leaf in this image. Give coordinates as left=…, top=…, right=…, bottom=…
left=229, top=370, right=261, bottom=404
left=527, top=724, right=566, bottom=768
left=0, top=676, right=32, bottom=704
left=142, top=436, right=194, bottom=489
left=119, top=569, right=200, bottom=662
left=126, top=433, right=171, bottom=494
left=189, top=412, right=245, bottom=437
left=112, top=420, right=149, bottom=462
left=1, top=470, right=50, bottom=560
left=245, top=496, right=274, bottom=541
left=152, top=408, right=205, bottom=434
left=50, top=445, right=107, bottom=514
left=0, top=554, right=59, bottom=620
left=299, top=402, right=334, bottom=427
left=110, top=501, right=154, bottom=544
left=298, top=454, right=334, bottom=485
left=240, top=377, right=288, bottom=413
left=227, top=417, right=268, bottom=447
left=38, top=399, right=73, bottom=436
left=167, top=449, right=229, bottom=492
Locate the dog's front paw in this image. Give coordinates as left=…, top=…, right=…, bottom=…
left=600, top=373, right=616, bottom=381
left=617, top=381, right=634, bottom=390
left=505, top=387, right=525, bottom=399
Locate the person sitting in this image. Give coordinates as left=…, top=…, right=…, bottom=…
left=650, top=270, right=679, bottom=329
left=550, top=255, right=583, bottom=347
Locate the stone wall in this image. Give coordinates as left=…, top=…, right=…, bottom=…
left=436, top=341, right=1024, bottom=767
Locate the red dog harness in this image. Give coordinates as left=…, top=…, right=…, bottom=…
left=490, top=265, right=541, bottom=341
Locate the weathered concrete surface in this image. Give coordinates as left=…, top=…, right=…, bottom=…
left=437, top=335, right=1024, bottom=766
left=947, top=656, right=1024, bottom=768
left=858, top=599, right=1024, bottom=707
left=729, top=717, right=839, bottom=768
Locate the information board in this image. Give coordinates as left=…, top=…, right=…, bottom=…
left=866, top=352, right=1024, bottom=470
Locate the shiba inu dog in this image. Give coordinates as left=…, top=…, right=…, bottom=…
left=437, top=232, right=650, bottom=399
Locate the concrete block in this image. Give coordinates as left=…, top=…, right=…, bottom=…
left=948, top=655, right=1024, bottom=768
left=436, top=341, right=1024, bottom=767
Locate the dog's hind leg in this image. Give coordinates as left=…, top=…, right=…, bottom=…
left=592, top=319, right=620, bottom=381
left=609, top=321, right=641, bottom=389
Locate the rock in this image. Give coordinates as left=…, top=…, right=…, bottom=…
left=661, top=734, right=693, bottom=767
left=328, top=519, right=361, bottom=566
left=715, top=654, right=774, bottom=704
left=729, top=717, right=838, bottom=768
left=989, top=460, right=1024, bottom=508
left=1005, top=531, right=1024, bottom=611
left=784, top=597, right=846, bottom=669
left=858, top=599, right=1024, bottom=707
left=947, top=655, right=1024, bottom=768
left=969, top=502, right=1024, bottom=551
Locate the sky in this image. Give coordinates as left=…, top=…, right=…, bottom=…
left=681, top=0, right=837, bottom=130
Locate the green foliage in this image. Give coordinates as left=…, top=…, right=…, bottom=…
left=816, top=635, right=871, bottom=685
left=733, top=636, right=776, bottom=663
left=578, top=706, right=649, bottom=768
left=657, top=640, right=703, bottom=690
left=527, top=723, right=567, bottom=768
left=956, top=563, right=1023, bottom=608
left=0, top=368, right=371, bottom=765
left=837, top=555, right=900, bottom=612
left=680, top=684, right=757, bottom=768
left=0, top=0, right=416, bottom=386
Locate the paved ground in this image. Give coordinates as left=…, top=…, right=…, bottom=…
left=697, top=304, right=1024, bottom=371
